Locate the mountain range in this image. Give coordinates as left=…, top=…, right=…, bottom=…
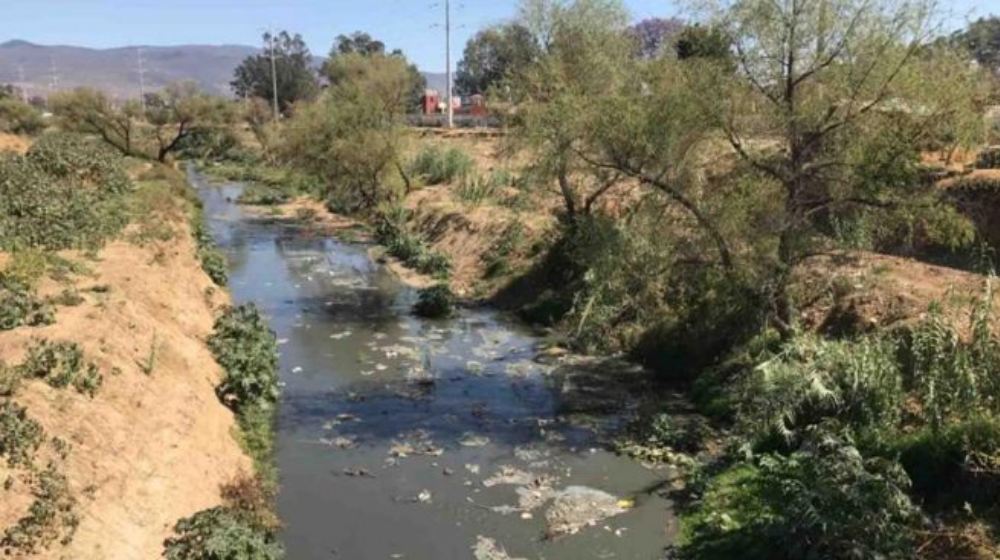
left=0, top=40, right=448, bottom=100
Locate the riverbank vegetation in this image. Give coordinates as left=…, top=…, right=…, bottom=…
left=185, top=0, right=1000, bottom=556
left=7, top=0, right=995, bottom=555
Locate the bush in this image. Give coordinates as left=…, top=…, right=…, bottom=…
left=237, top=184, right=293, bottom=206
left=455, top=169, right=511, bottom=205
left=0, top=401, right=44, bottom=467
left=413, top=284, right=454, bottom=318
left=163, top=506, right=283, bottom=560
left=678, top=428, right=920, bottom=560
left=374, top=209, right=451, bottom=278
left=0, top=133, right=132, bottom=251
left=0, top=97, right=44, bottom=135
left=408, top=145, right=475, bottom=184
left=16, top=339, right=104, bottom=397
left=0, top=275, right=54, bottom=331
left=208, top=304, right=279, bottom=413
left=192, top=221, right=228, bottom=286
left=1, top=465, right=78, bottom=554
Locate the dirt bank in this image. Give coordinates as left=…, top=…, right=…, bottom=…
left=0, top=199, right=250, bottom=558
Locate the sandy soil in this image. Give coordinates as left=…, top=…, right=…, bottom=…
left=794, top=250, right=995, bottom=337
left=0, top=133, right=30, bottom=154
left=0, top=224, right=250, bottom=559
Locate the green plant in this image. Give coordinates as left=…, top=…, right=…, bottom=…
left=163, top=506, right=283, bottom=560
left=139, top=333, right=160, bottom=375
left=0, top=276, right=55, bottom=331
left=0, top=133, right=132, bottom=251
left=0, top=401, right=44, bottom=467
left=482, top=222, right=525, bottom=278
left=0, top=97, right=44, bottom=135
left=237, top=184, right=292, bottom=206
left=413, top=284, right=454, bottom=318
left=374, top=209, right=451, bottom=279
left=208, top=304, right=279, bottom=412
left=16, top=340, right=104, bottom=397
left=678, top=428, right=920, bottom=560
left=408, top=145, right=475, bottom=185
left=193, top=221, right=228, bottom=286
left=1, top=465, right=79, bottom=554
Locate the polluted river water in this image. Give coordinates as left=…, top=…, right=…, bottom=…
left=192, top=167, right=676, bottom=559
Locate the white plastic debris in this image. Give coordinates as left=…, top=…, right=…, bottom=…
left=472, top=536, right=526, bottom=560
left=544, top=486, right=630, bottom=537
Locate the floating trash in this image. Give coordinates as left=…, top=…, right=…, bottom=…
left=458, top=433, right=490, bottom=447
left=472, top=536, right=526, bottom=560
left=544, top=486, right=630, bottom=538
left=329, top=330, right=352, bottom=340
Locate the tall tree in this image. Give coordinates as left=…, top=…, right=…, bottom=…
left=144, top=81, right=233, bottom=162
left=627, top=17, right=685, bottom=59
left=49, top=88, right=142, bottom=156
left=952, top=16, right=1000, bottom=76
left=455, top=24, right=541, bottom=95
left=510, top=0, right=635, bottom=219
left=231, top=31, right=318, bottom=114
left=323, top=32, right=426, bottom=112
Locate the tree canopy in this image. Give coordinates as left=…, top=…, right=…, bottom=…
left=455, top=23, right=541, bottom=96
left=231, top=31, right=319, bottom=114
left=322, top=31, right=426, bottom=112
left=627, top=17, right=685, bottom=59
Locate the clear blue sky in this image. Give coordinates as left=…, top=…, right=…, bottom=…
left=1, top=0, right=991, bottom=72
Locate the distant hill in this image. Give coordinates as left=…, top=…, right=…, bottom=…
left=0, top=40, right=450, bottom=101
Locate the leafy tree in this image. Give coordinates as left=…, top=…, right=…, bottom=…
left=455, top=23, right=541, bottom=95
left=952, top=16, right=1000, bottom=75
left=49, top=88, right=142, bottom=156
left=510, top=0, right=636, bottom=219
left=285, top=52, right=415, bottom=211
left=627, top=17, right=685, bottom=59
left=144, top=82, right=234, bottom=162
left=333, top=31, right=386, bottom=56
left=674, top=23, right=732, bottom=63
left=323, top=32, right=426, bottom=112
left=231, top=31, right=318, bottom=115
left=579, top=0, right=983, bottom=334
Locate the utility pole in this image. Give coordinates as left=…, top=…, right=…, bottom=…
left=268, top=32, right=279, bottom=121
left=49, top=55, right=59, bottom=93
left=445, top=0, right=453, bottom=128
left=136, top=46, right=147, bottom=113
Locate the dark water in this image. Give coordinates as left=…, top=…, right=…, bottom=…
left=191, top=168, right=675, bottom=560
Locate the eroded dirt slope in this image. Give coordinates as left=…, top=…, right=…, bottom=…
left=0, top=224, right=250, bottom=559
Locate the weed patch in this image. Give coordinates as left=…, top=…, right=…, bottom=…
left=1, top=465, right=79, bottom=554
left=413, top=284, right=454, bottom=318
left=0, top=401, right=44, bottom=467
left=16, top=340, right=104, bottom=397
left=408, top=145, right=475, bottom=185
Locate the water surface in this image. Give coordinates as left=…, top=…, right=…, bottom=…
left=192, top=168, right=675, bottom=559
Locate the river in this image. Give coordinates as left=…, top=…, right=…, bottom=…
left=191, top=168, right=675, bottom=559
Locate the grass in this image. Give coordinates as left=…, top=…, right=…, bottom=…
left=408, top=145, right=476, bottom=185
left=374, top=209, right=451, bottom=279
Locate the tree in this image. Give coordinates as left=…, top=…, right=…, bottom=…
left=284, top=52, right=415, bottom=212
left=627, top=17, right=685, bottom=59
left=144, top=81, right=233, bottom=162
left=0, top=96, right=44, bottom=135
left=49, top=88, right=141, bottom=156
left=952, top=16, right=1000, bottom=76
left=455, top=24, right=541, bottom=95
left=333, top=31, right=386, bottom=56
left=231, top=31, right=318, bottom=115
left=323, top=32, right=426, bottom=113
left=510, top=0, right=636, bottom=220
left=674, top=23, right=732, bottom=62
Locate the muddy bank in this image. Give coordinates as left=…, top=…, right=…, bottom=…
left=193, top=169, right=678, bottom=558
left=0, top=215, right=250, bottom=558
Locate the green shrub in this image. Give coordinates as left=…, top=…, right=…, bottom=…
left=237, top=184, right=292, bottom=206
left=482, top=223, right=525, bottom=278
left=0, top=401, right=44, bottom=467
left=678, top=428, right=920, bottom=560
left=163, top=506, right=283, bottom=560
left=0, top=97, right=44, bottom=135
left=413, top=284, right=454, bottom=318
left=192, top=221, right=228, bottom=286
left=896, top=416, right=1000, bottom=505
left=1, top=465, right=78, bottom=554
left=0, top=275, right=55, bottom=331
left=16, top=340, right=104, bottom=397
left=734, top=335, right=903, bottom=444
left=408, top=145, right=475, bottom=184
left=455, top=170, right=510, bottom=205
left=0, top=133, right=132, bottom=251
left=208, top=304, right=279, bottom=413
left=374, top=209, right=451, bottom=279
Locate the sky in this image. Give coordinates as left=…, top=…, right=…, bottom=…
left=1, top=0, right=992, bottom=73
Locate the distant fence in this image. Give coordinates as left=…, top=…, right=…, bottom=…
left=406, top=114, right=502, bottom=129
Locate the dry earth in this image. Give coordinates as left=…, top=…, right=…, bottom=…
left=0, top=222, right=250, bottom=559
